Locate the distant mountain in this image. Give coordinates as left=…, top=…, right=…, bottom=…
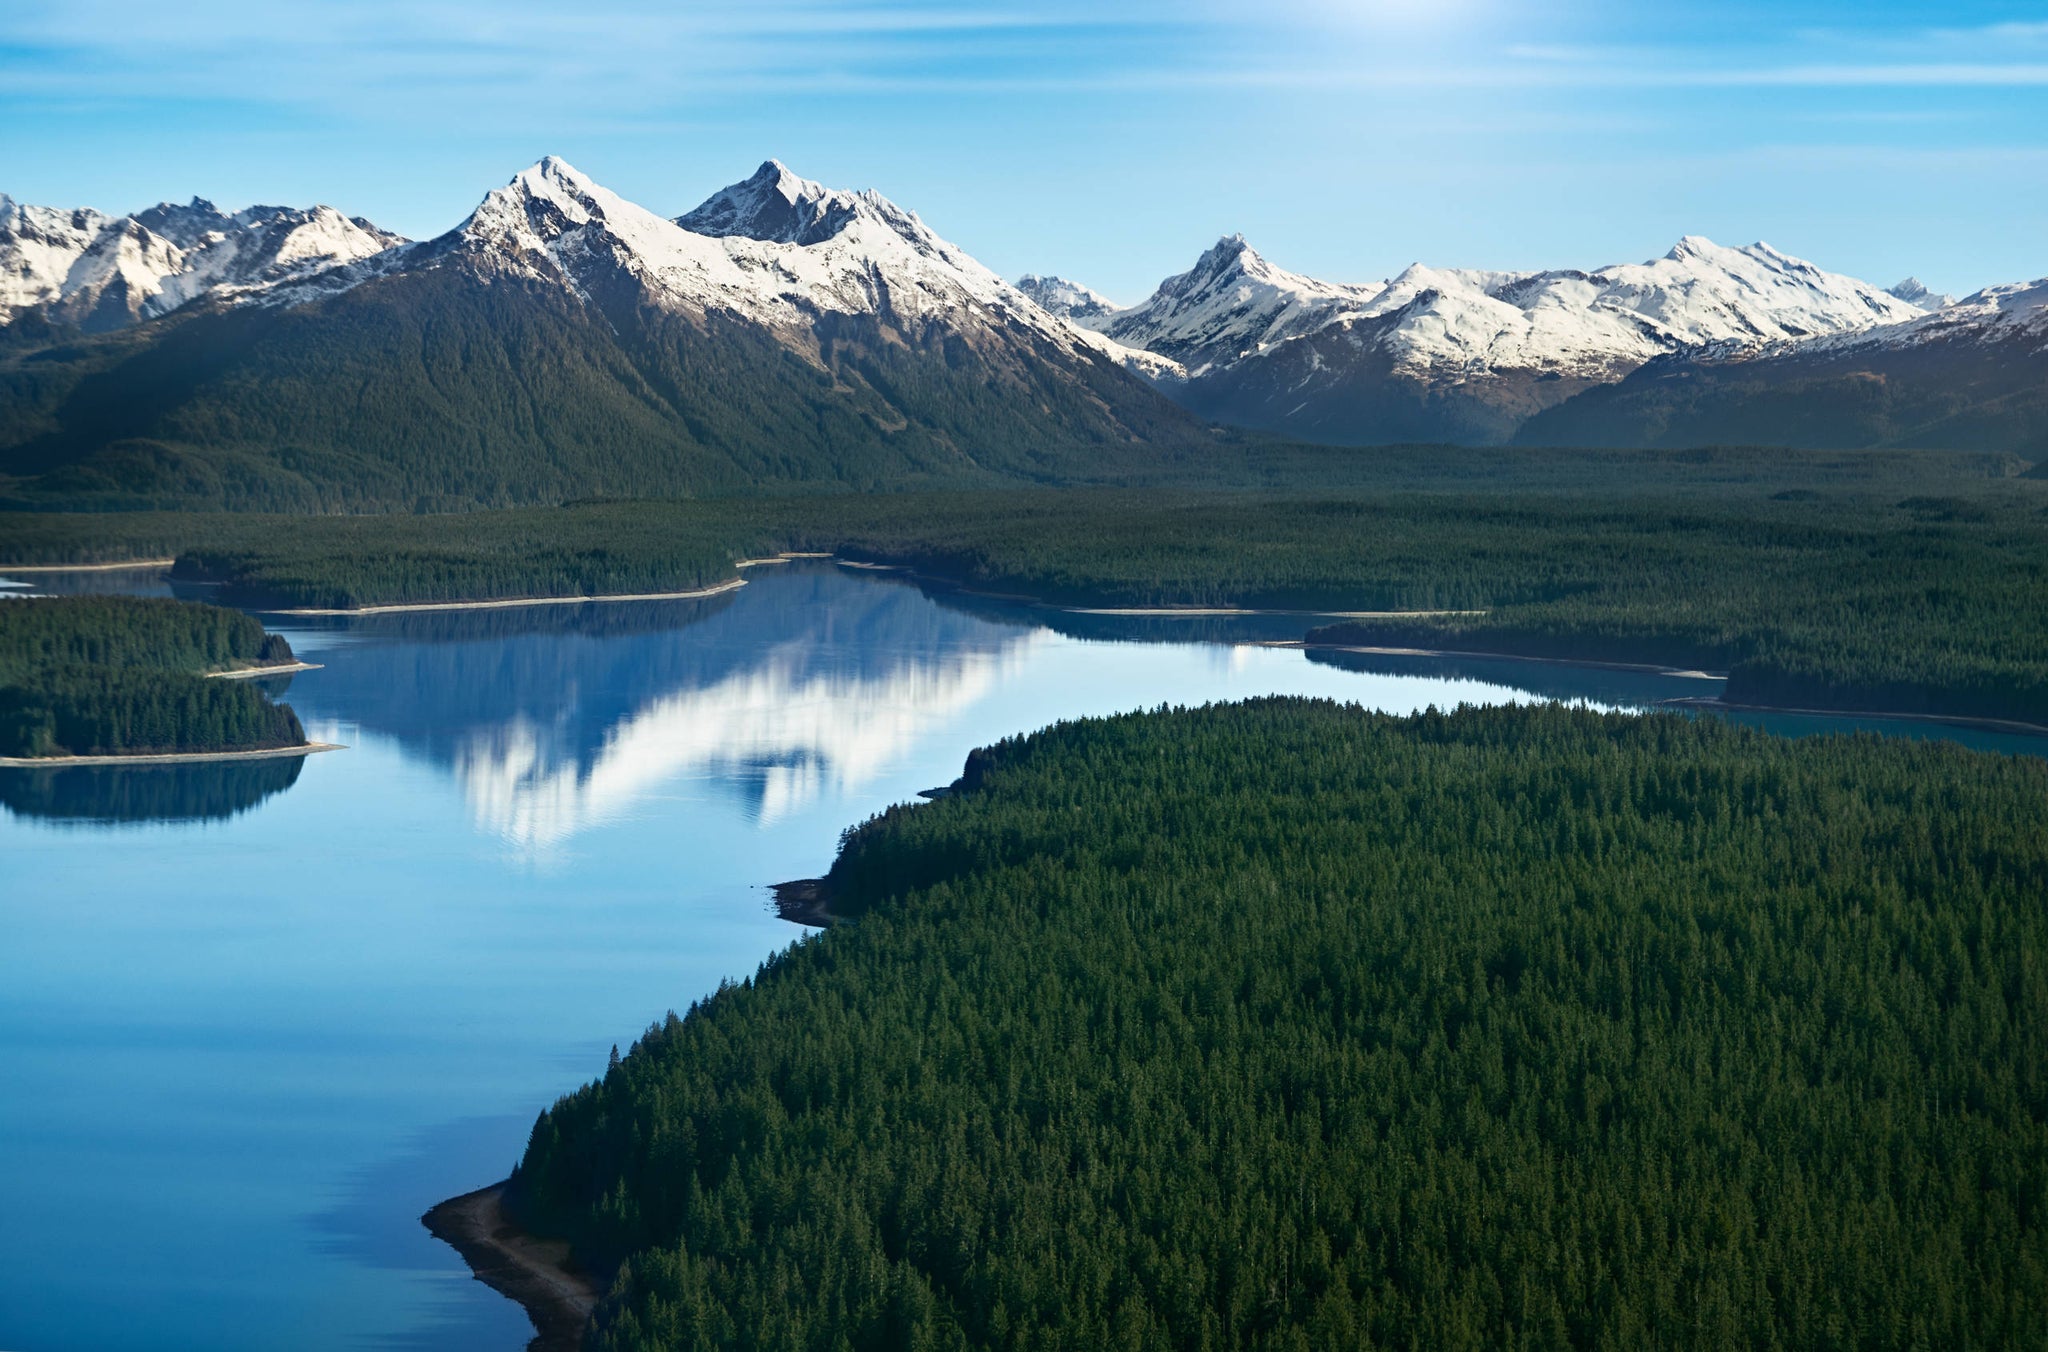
left=1886, top=277, right=1953, bottom=312
left=1518, top=276, right=2048, bottom=455
left=2, top=162, right=2032, bottom=487
left=0, top=194, right=401, bottom=334
left=1083, top=234, right=1931, bottom=444
left=1015, top=275, right=1120, bottom=322
left=0, top=160, right=1201, bottom=510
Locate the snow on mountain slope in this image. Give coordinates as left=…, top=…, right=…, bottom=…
left=1805, top=275, right=2048, bottom=354
left=0, top=192, right=402, bottom=331
left=1103, top=233, right=1923, bottom=386
left=1079, top=232, right=1933, bottom=443
left=274, top=157, right=1178, bottom=384
left=1016, top=274, right=1119, bottom=322
left=1091, top=235, right=1386, bottom=373
left=1886, top=276, right=1953, bottom=313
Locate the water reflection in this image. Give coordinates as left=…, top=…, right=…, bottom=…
left=8, top=559, right=2048, bottom=1352
left=278, top=569, right=1042, bottom=848
left=1304, top=645, right=1720, bottom=709
left=0, top=757, right=305, bottom=825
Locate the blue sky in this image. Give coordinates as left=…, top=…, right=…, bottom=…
left=3, top=0, right=2044, bottom=301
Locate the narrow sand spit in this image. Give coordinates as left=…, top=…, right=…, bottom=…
left=264, top=578, right=746, bottom=616
left=205, top=662, right=323, bottom=679
left=424, top=1183, right=599, bottom=1352
left=0, top=558, right=175, bottom=573
left=0, top=742, right=344, bottom=768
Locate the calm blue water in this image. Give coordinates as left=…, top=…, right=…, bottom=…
left=2, top=562, right=2042, bottom=1352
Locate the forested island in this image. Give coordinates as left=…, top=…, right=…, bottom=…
left=0, top=596, right=308, bottom=759
left=492, top=701, right=2046, bottom=1349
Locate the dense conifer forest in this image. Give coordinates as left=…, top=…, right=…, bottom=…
left=509, top=700, right=2046, bottom=1351
left=0, top=597, right=304, bottom=756
left=6, top=448, right=2040, bottom=724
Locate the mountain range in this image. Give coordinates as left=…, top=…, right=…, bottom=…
left=1, top=159, right=2040, bottom=510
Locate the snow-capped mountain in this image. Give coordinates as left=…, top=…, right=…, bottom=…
left=266, top=157, right=1173, bottom=377
left=0, top=194, right=401, bottom=332
left=0, top=158, right=1201, bottom=509
left=1080, top=233, right=1930, bottom=443
left=1016, top=275, right=1119, bottom=322
left=1834, top=275, right=2047, bottom=352
left=1083, top=236, right=1387, bottom=374
left=1886, top=277, right=1953, bottom=313
left=1516, top=272, right=2048, bottom=454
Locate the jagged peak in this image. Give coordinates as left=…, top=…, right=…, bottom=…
left=511, top=156, right=607, bottom=200
left=675, top=159, right=910, bottom=248
left=1197, top=233, right=1256, bottom=269
left=1887, top=276, right=1952, bottom=311
left=1016, top=274, right=1119, bottom=321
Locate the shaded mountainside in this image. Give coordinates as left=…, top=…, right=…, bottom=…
left=1520, top=296, right=2048, bottom=456
left=508, top=700, right=2048, bottom=1351
left=0, top=265, right=1210, bottom=511
left=0, top=159, right=1215, bottom=511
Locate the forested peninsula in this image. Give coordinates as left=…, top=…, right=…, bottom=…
left=0, top=596, right=308, bottom=759
left=496, top=700, right=2047, bottom=1350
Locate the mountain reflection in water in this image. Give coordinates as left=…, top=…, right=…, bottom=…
left=278, top=566, right=1043, bottom=848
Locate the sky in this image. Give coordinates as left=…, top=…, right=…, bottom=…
left=2, top=0, right=2044, bottom=302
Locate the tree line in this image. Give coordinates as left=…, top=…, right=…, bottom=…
left=3, top=456, right=2044, bottom=725
left=0, top=597, right=304, bottom=757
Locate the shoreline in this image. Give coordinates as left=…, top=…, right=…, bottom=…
left=1662, top=696, right=2048, bottom=738
left=1065, top=606, right=1486, bottom=618
left=1294, top=640, right=1726, bottom=681
left=834, top=557, right=1493, bottom=620
left=771, top=877, right=842, bottom=928
left=258, top=578, right=746, bottom=616
left=0, top=557, right=176, bottom=573
left=1296, top=643, right=2048, bottom=737
left=422, top=1182, right=599, bottom=1352
left=206, top=661, right=323, bottom=680
left=0, top=741, right=345, bottom=768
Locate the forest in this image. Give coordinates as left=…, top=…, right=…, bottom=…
left=0, top=596, right=304, bottom=757
left=5, top=447, right=2042, bottom=725
left=509, top=700, right=2046, bottom=1351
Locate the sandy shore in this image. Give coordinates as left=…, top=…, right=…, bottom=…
left=205, top=661, right=323, bottom=680
left=0, top=741, right=344, bottom=768
left=0, top=558, right=175, bottom=573
left=423, top=1182, right=599, bottom=1352
left=735, top=551, right=834, bottom=568
left=263, top=577, right=746, bottom=616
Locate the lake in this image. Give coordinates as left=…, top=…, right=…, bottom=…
left=2, top=561, right=2041, bottom=1351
